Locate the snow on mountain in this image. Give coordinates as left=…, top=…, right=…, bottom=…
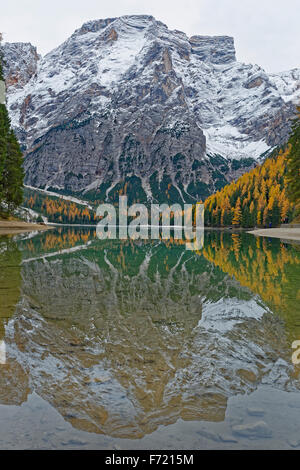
left=3, top=42, right=40, bottom=89
left=2, top=15, right=300, bottom=202
left=269, top=69, right=300, bottom=104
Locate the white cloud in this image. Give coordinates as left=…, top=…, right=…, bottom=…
left=1, top=0, right=299, bottom=72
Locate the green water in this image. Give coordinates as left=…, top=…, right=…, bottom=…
left=0, top=229, right=299, bottom=449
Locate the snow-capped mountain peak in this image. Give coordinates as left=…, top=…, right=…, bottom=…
left=2, top=15, right=300, bottom=201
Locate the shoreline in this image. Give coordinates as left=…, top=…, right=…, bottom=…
left=0, top=220, right=53, bottom=235
left=1, top=220, right=300, bottom=242
left=247, top=227, right=300, bottom=242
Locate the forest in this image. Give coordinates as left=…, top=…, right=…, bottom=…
left=204, top=111, right=300, bottom=228
left=24, top=188, right=97, bottom=225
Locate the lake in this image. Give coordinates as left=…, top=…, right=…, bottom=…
left=0, top=228, right=299, bottom=449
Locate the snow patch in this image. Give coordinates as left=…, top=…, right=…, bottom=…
left=203, top=125, right=270, bottom=160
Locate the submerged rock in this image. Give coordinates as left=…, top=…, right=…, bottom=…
left=232, top=421, right=272, bottom=438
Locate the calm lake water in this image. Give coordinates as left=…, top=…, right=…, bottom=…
left=0, top=228, right=300, bottom=449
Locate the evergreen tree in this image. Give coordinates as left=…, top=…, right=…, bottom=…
left=3, top=130, right=24, bottom=211
left=0, top=43, right=9, bottom=204
left=241, top=205, right=250, bottom=228
left=271, top=200, right=281, bottom=227
left=0, top=36, right=24, bottom=216
left=286, top=109, right=300, bottom=212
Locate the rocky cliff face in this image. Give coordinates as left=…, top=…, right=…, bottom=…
left=2, top=15, right=300, bottom=203
left=3, top=42, right=39, bottom=89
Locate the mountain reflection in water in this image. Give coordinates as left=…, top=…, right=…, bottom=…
left=0, top=229, right=299, bottom=440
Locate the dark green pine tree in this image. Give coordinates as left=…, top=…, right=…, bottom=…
left=0, top=38, right=24, bottom=215
left=249, top=208, right=257, bottom=228
left=271, top=200, right=281, bottom=227
left=0, top=108, right=8, bottom=205
left=286, top=109, right=300, bottom=209
left=3, top=130, right=24, bottom=212
left=0, top=54, right=9, bottom=205
left=241, top=205, right=250, bottom=228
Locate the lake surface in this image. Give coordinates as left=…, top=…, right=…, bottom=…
left=0, top=228, right=300, bottom=449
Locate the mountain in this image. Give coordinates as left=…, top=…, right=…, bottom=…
left=2, top=15, right=300, bottom=204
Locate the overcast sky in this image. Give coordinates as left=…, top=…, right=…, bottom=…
left=1, top=0, right=299, bottom=72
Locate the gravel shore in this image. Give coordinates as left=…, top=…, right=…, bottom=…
left=248, top=227, right=300, bottom=242
left=0, top=220, right=52, bottom=235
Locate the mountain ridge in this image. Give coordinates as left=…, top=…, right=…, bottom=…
left=2, top=15, right=300, bottom=203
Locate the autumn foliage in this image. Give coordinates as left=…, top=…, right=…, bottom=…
left=24, top=189, right=97, bottom=225
left=204, top=148, right=295, bottom=227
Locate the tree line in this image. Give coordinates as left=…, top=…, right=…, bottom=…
left=24, top=189, right=97, bottom=225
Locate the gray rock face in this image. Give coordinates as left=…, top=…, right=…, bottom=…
left=2, top=42, right=40, bottom=89
left=189, top=35, right=236, bottom=64
left=2, top=15, right=300, bottom=202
